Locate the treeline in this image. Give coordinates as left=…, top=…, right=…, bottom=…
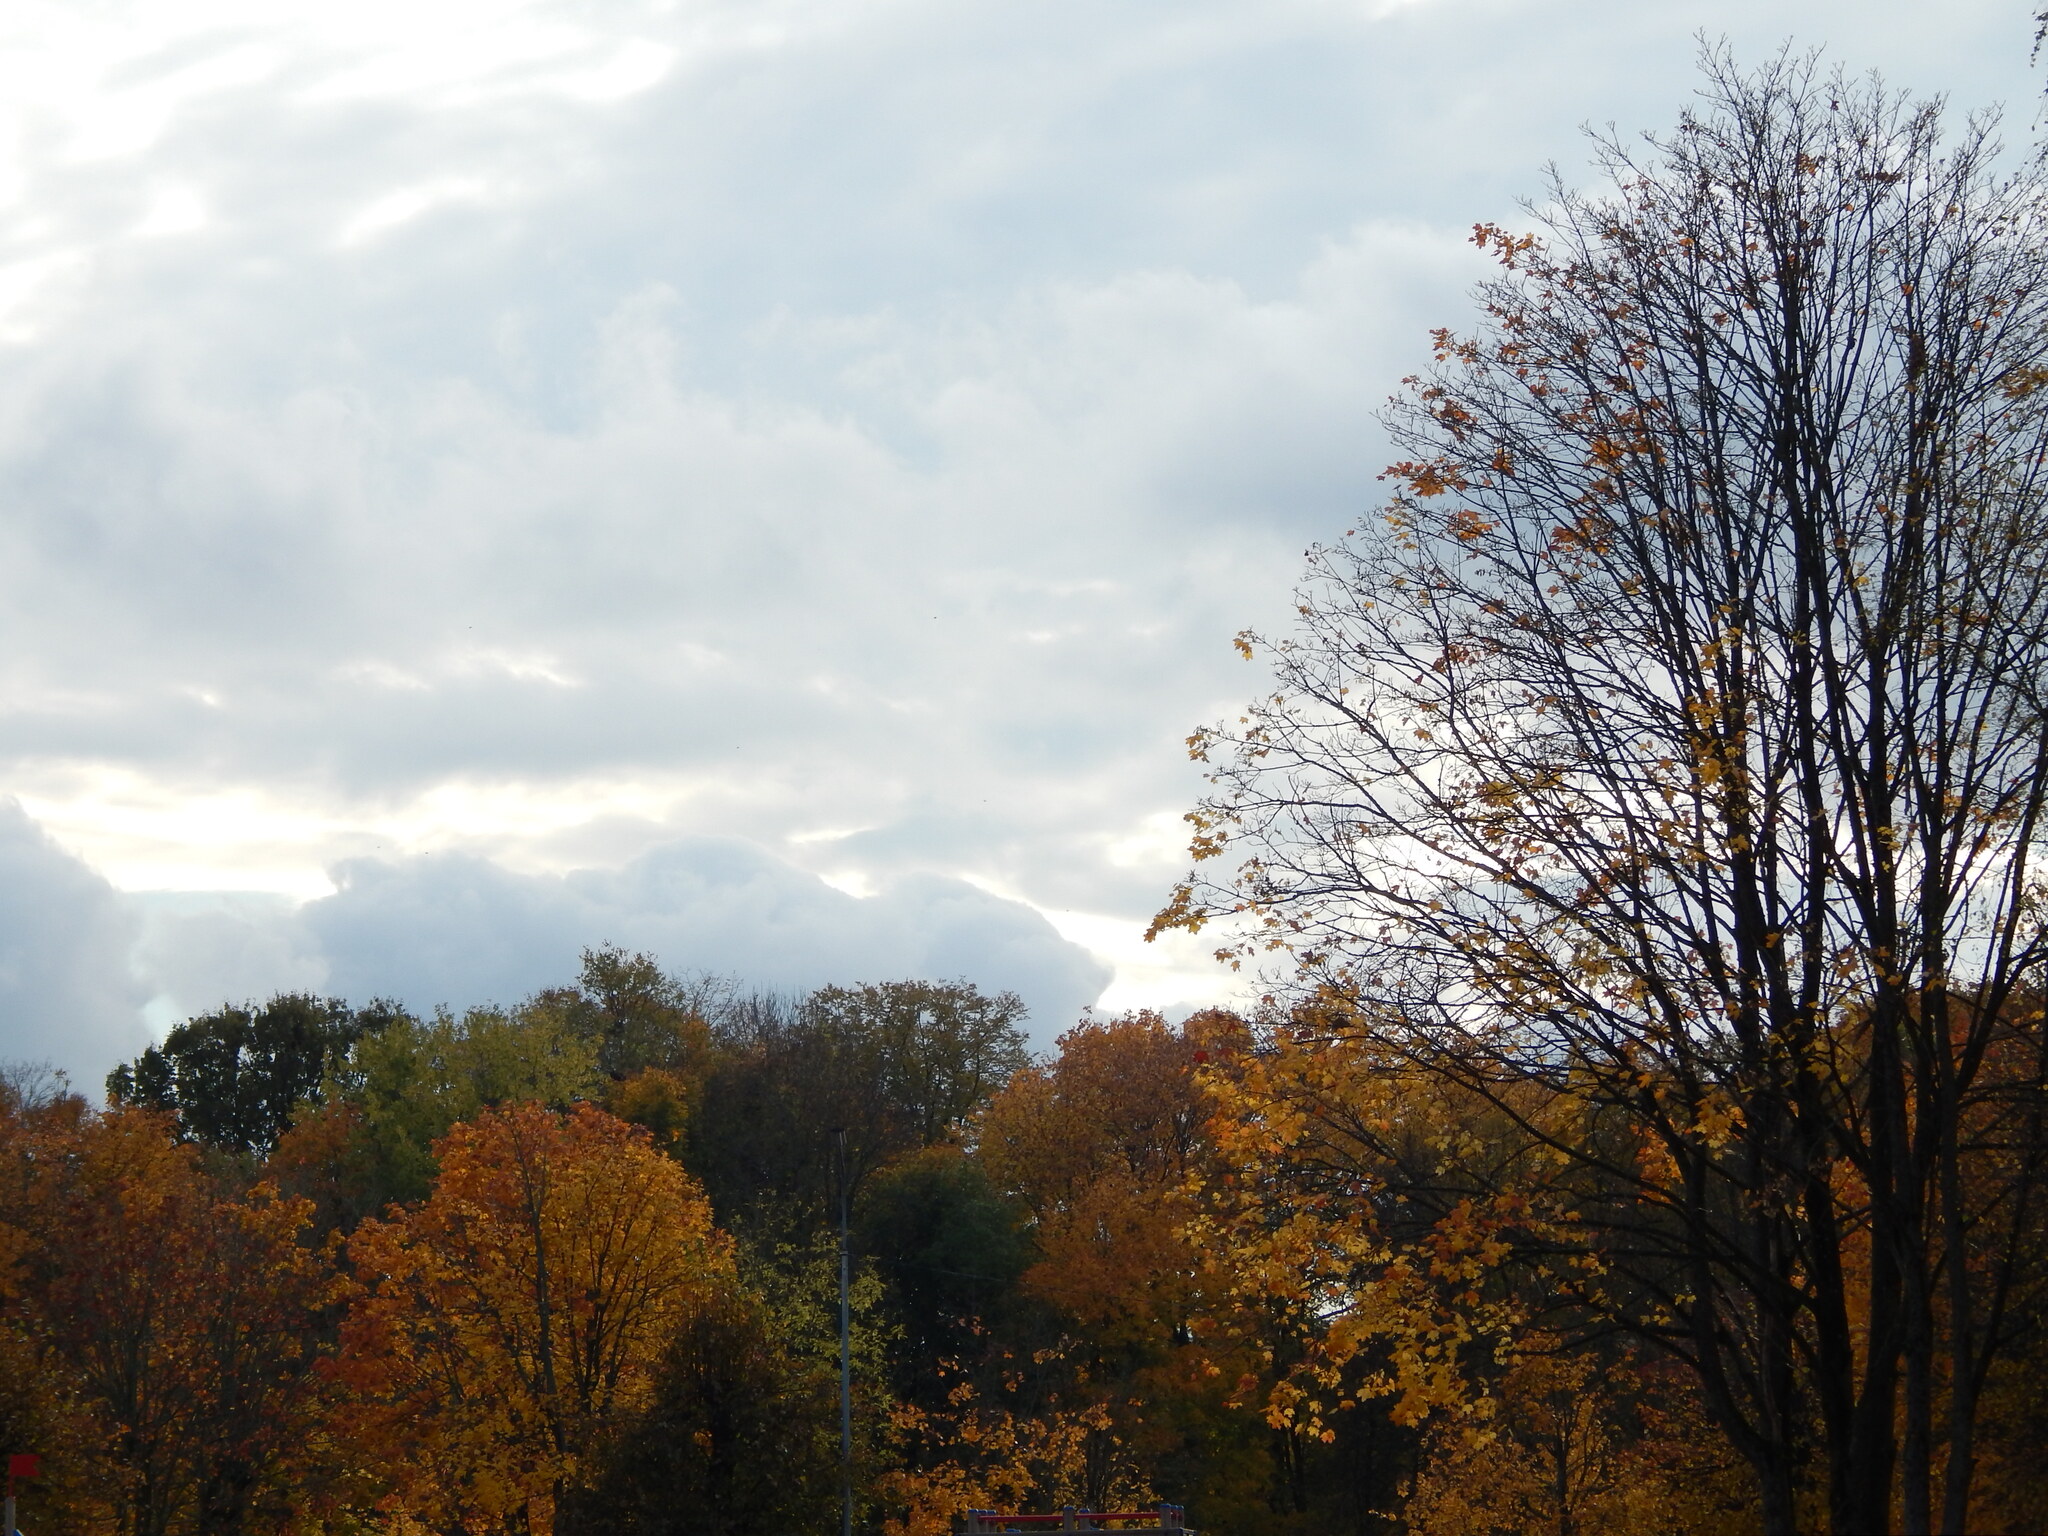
left=0, top=953, right=1391, bottom=1536
left=6, top=952, right=2048, bottom=1532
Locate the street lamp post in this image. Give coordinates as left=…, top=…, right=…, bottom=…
left=834, top=1127, right=853, bottom=1536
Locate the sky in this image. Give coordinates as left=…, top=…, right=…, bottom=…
left=0, top=0, right=2032, bottom=1088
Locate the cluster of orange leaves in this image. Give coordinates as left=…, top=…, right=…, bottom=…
left=0, top=1090, right=732, bottom=1536
left=333, top=1100, right=730, bottom=1531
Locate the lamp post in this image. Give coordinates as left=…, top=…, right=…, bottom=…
left=834, top=1127, right=853, bottom=1536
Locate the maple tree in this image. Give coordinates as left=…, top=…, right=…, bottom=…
left=0, top=1068, right=119, bottom=1533
left=876, top=1338, right=1157, bottom=1536
left=1402, top=1341, right=1752, bottom=1536
left=334, top=1100, right=730, bottom=1534
left=0, top=1100, right=337, bottom=1536
left=973, top=1011, right=1359, bottom=1531
left=978, top=1012, right=1214, bottom=1350
left=1155, top=51, right=2048, bottom=1535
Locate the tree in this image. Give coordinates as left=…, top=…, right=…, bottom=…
left=730, top=1220, right=901, bottom=1531
left=974, top=1013, right=1330, bottom=1532
left=268, top=952, right=717, bottom=1225
left=573, top=1292, right=841, bottom=1535
left=0, top=1066, right=127, bottom=1534
left=875, top=1329, right=1161, bottom=1536
left=978, top=1013, right=1212, bottom=1351
left=855, top=1145, right=1033, bottom=1403
left=0, top=1105, right=337, bottom=1536
left=691, top=980, right=1030, bottom=1233
left=106, top=995, right=402, bottom=1157
left=335, top=1101, right=729, bottom=1534
left=573, top=944, right=716, bottom=1083
left=1154, top=52, right=2048, bottom=1535
left=321, top=1000, right=604, bottom=1210
left=1402, top=1341, right=1751, bottom=1536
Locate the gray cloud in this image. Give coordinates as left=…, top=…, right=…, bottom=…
left=306, top=837, right=1111, bottom=1041
left=0, top=801, right=149, bottom=1088
left=131, top=891, right=328, bottom=1024
left=116, top=835, right=1109, bottom=1047
left=0, top=813, right=1113, bottom=1089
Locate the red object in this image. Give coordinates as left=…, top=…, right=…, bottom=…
left=6, top=1453, right=38, bottom=1479
left=964, top=1519, right=1158, bottom=1527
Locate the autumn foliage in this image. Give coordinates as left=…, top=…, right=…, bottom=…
left=4, top=949, right=2048, bottom=1533
left=0, top=1097, right=336, bottom=1535
left=1152, top=48, right=2048, bottom=1536
left=334, top=1101, right=730, bottom=1532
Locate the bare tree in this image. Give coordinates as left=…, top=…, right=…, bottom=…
left=1157, top=51, right=2048, bottom=1534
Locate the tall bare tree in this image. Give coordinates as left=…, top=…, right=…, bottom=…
left=1156, top=51, right=2048, bottom=1534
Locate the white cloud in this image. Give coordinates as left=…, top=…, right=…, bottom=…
left=133, top=185, right=209, bottom=238
left=562, top=38, right=678, bottom=102
left=339, top=178, right=495, bottom=246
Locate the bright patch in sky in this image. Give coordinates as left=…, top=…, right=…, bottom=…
left=0, top=0, right=2030, bottom=1085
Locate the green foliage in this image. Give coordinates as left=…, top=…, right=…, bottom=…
left=573, top=1293, right=841, bottom=1535
left=690, top=979, right=1030, bottom=1233
left=325, top=1000, right=603, bottom=1207
left=510, top=946, right=715, bottom=1092
left=738, top=1224, right=895, bottom=1400
left=733, top=1224, right=901, bottom=1527
left=105, top=995, right=402, bottom=1156
left=855, top=1145, right=1035, bottom=1402
left=811, top=980, right=1032, bottom=1149
left=575, top=944, right=716, bottom=1081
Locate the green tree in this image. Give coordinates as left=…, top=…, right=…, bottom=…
left=321, top=1000, right=603, bottom=1208
left=106, top=995, right=402, bottom=1156
left=576, top=944, right=717, bottom=1083
left=855, top=1145, right=1034, bottom=1405
left=574, top=1293, right=841, bottom=1535
left=296, top=999, right=602, bottom=1212
left=691, top=980, right=1030, bottom=1233
left=269, top=950, right=714, bottom=1222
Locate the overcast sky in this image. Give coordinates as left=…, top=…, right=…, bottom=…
left=0, top=0, right=2031, bottom=1087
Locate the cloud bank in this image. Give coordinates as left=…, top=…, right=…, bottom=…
left=302, top=838, right=1110, bottom=1031
left=0, top=802, right=150, bottom=1087
left=123, top=830, right=1112, bottom=1069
